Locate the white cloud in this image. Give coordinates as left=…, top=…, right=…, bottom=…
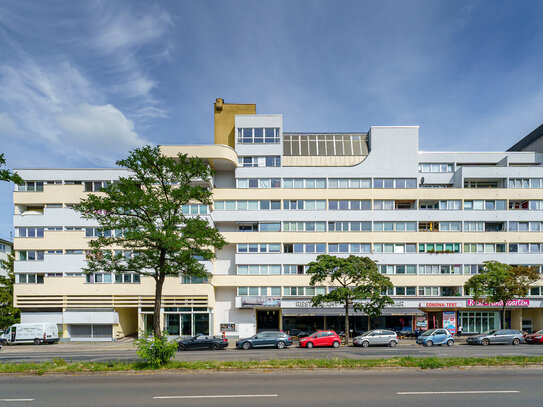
left=54, top=103, right=149, bottom=159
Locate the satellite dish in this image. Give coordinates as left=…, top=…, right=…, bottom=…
left=419, top=177, right=425, bottom=186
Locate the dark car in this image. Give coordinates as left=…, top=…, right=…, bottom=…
left=466, top=329, right=524, bottom=346
left=236, top=331, right=293, bottom=350
left=177, top=335, right=228, bottom=351
left=288, top=329, right=313, bottom=339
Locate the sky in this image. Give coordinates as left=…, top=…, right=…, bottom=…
left=1, top=0, right=543, bottom=240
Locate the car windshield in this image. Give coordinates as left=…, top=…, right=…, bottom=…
left=308, top=332, right=319, bottom=338
left=482, top=330, right=498, bottom=336
left=534, top=329, right=543, bottom=335
left=361, top=331, right=374, bottom=337
left=421, top=329, right=436, bottom=336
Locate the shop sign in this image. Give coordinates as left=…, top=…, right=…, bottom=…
left=220, top=323, right=236, bottom=332
left=281, top=300, right=342, bottom=308
left=419, top=301, right=464, bottom=308
left=466, top=299, right=530, bottom=307
left=416, top=315, right=427, bottom=328
left=240, top=296, right=281, bottom=308
left=443, top=311, right=456, bottom=334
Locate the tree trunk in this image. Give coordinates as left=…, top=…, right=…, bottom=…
left=344, top=298, right=350, bottom=345
left=153, top=250, right=167, bottom=338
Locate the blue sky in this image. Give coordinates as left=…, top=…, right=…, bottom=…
left=1, top=0, right=543, bottom=240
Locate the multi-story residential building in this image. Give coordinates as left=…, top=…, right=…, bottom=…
left=13, top=99, right=543, bottom=341
left=0, top=238, right=13, bottom=277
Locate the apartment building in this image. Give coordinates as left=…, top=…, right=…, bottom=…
left=0, top=238, right=13, bottom=278
left=13, top=99, right=543, bottom=341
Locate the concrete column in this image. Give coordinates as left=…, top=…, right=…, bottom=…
left=511, top=309, right=522, bottom=331
left=323, top=316, right=327, bottom=330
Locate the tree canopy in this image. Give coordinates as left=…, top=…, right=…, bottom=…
left=464, top=260, right=540, bottom=329
left=307, top=255, right=394, bottom=344
left=74, top=145, right=227, bottom=337
left=0, top=153, right=22, bottom=184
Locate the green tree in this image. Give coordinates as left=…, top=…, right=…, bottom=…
left=0, top=254, right=20, bottom=330
left=307, top=255, right=394, bottom=345
left=0, top=153, right=23, bottom=184
left=464, top=261, right=540, bottom=329
left=74, top=145, right=227, bottom=338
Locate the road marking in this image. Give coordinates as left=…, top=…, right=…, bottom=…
left=154, top=394, right=278, bottom=400
left=397, top=391, right=519, bottom=395
left=0, top=399, right=34, bottom=402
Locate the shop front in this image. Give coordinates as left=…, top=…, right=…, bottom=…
left=140, top=307, right=212, bottom=337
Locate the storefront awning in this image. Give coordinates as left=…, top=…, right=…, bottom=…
left=281, top=308, right=424, bottom=317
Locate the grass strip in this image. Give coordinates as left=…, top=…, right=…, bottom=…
left=1, top=355, right=543, bottom=375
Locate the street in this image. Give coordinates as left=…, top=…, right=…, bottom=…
left=1, top=342, right=543, bottom=363
left=0, top=368, right=542, bottom=406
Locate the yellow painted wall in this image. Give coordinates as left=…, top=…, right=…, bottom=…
left=214, top=98, right=256, bottom=148
left=115, top=307, right=138, bottom=338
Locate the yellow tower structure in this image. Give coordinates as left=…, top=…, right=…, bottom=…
left=214, top=98, right=256, bottom=148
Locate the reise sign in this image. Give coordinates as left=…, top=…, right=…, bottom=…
left=466, top=299, right=530, bottom=307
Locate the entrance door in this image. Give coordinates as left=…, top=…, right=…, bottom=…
left=256, top=310, right=280, bottom=331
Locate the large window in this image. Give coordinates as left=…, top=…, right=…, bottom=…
left=237, top=128, right=280, bottom=144
left=419, top=163, right=454, bottom=173
left=509, top=178, right=543, bottom=188
left=328, top=221, right=371, bottom=232
left=283, top=221, right=326, bottom=232
left=237, top=265, right=281, bottom=275
left=284, top=243, right=326, bottom=253
left=464, top=200, right=506, bottom=210
left=16, top=227, right=44, bottom=238
left=283, top=178, right=326, bottom=189
left=328, top=243, right=371, bottom=253
left=458, top=311, right=499, bottom=333
left=238, top=156, right=281, bottom=167
left=283, top=134, right=367, bottom=156
left=329, top=200, right=371, bottom=210
left=419, top=243, right=461, bottom=253
left=236, top=178, right=281, bottom=188
left=373, top=243, right=416, bottom=253
left=374, top=222, right=417, bottom=232
left=214, top=200, right=281, bottom=210
left=373, top=178, right=417, bottom=189
left=237, top=244, right=281, bottom=253
left=16, top=181, right=44, bottom=192
left=464, top=243, right=506, bottom=253
left=379, top=265, right=416, bottom=275
left=163, top=308, right=211, bottom=337
left=284, top=200, right=326, bottom=210
left=328, top=178, right=371, bottom=189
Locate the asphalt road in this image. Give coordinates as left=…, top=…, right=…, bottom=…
left=2, top=343, right=543, bottom=363
left=0, top=368, right=542, bottom=406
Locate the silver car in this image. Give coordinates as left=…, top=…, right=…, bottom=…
left=466, top=329, right=524, bottom=346
left=353, top=329, right=398, bottom=347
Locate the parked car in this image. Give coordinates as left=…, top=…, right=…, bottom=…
left=177, top=335, right=228, bottom=351
left=236, top=331, right=293, bottom=350
left=299, top=331, right=341, bottom=348
left=288, top=329, right=313, bottom=339
left=524, top=329, right=543, bottom=344
left=466, top=329, right=524, bottom=346
left=415, top=328, right=454, bottom=347
left=353, top=329, right=398, bottom=347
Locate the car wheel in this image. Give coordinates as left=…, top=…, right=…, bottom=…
left=306, top=342, right=314, bottom=349
left=34, top=338, right=41, bottom=346
left=1, top=339, right=7, bottom=346
left=178, top=344, right=186, bottom=351
left=361, top=340, right=370, bottom=348
left=425, top=340, right=433, bottom=347
left=512, top=338, right=520, bottom=346
left=481, top=339, right=489, bottom=346
left=211, top=343, right=220, bottom=351
left=277, top=341, right=285, bottom=349
left=242, top=342, right=252, bottom=350
left=447, top=339, right=454, bottom=347
left=332, top=341, right=340, bottom=348
left=389, top=340, right=397, bottom=348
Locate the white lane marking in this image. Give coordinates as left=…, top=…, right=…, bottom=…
left=154, top=394, right=278, bottom=399
left=397, top=391, right=519, bottom=395
left=0, top=399, right=34, bottom=402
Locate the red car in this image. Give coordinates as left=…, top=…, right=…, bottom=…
left=299, top=330, right=341, bottom=348
left=524, top=329, right=543, bottom=344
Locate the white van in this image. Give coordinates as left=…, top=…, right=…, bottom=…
left=1, top=323, right=59, bottom=346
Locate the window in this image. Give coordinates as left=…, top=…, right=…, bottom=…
left=380, top=265, right=416, bottom=275
left=394, top=286, right=416, bottom=296
left=374, top=222, right=417, bottom=232
left=283, top=286, right=326, bottom=296
left=181, top=204, right=208, bottom=215
left=464, top=264, right=484, bottom=275
left=419, top=163, right=454, bottom=173
left=464, top=200, right=506, bottom=210
left=373, top=178, right=417, bottom=188
left=16, top=273, right=44, bottom=284
left=509, top=221, right=543, bottom=231
left=283, top=222, right=326, bottom=232
left=464, top=243, right=506, bottom=253
left=283, top=265, right=308, bottom=275
left=328, top=243, right=371, bottom=253
left=283, top=178, right=326, bottom=188
left=16, top=181, right=44, bottom=192
left=16, top=227, right=45, bottom=238
left=328, top=221, right=371, bottom=232
left=236, top=178, right=281, bottom=188
left=238, top=156, right=281, bottom=167
left=283, top=134, right=367, bottom=156
left=18, top=250, right=44, bottom=261
left=418, top=243, right=461, bottom=253
left=84, top=181, right=107, bottom=192
left=284, top=243, right=326, bottom=253
left=419, top=286, right=440, bottom=296
left=509, top=244, right=543, bottom=253
left=509, top=178, right=543, bottom=188
left=237, top=243, right=281, bottom=253
left=464, top=221, right=484, bottom=232
left=237, top=265, right=281, bottom=275
left=329, top=200, right=371, bottom=210
left=181, top=275, right=208, bottom=284
left=214, top=200, right=280, bottom=210
left=328, top=178, right=371, bottom=188
left=114, top=273, right=140, bottom=283
left=373, top=243, right=416, bottom=253
left=284, top=200, right=326, bottom=210
left=237, top=287, right=277, bottom=296
left=439, top=222, right=461, bottom=232
left=237, top=128, right=280, bottom=144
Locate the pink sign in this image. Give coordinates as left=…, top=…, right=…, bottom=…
left=466, top=299, right=529, bottom=307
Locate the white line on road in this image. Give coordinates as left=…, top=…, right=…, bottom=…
left=154, top=394, right=278, bottom=400
left=397, top=391, right=519, bottom=395
left=0, top=399, right=34, bottom=402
